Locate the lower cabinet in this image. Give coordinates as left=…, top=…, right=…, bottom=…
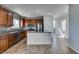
left=20, top=31, right=26, bottom=40
left=0, top=31, right=26, bottom=53
left=0, top=35, right=8, bottom=53
left=8, top=34, right=16, bottom=47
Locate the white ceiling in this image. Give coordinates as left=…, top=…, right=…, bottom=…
left=2, top=4, right=68, bottom=18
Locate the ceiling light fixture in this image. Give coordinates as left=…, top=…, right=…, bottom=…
left=48, top=13, right=51, bottom=15
left=27, top=13, right=31, bottom=15
left=36, top=9, right=40, bottom=13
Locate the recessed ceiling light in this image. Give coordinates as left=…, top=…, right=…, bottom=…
left=36, top=9, right=40, bottom=13
left=27, top=13, right=31, bottom=15
left=48, top=13, right=51, bottom=15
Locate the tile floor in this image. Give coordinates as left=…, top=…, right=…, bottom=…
left=3, top=35, right=77, bottom=54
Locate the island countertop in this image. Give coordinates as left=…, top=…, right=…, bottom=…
left=27, top=31, right=52, bottom=33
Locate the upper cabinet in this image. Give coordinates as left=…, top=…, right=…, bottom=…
left=21, top=19, right=43, bottom=27
left=7, top=11, right=13, bottom=26
left=21, top=18, right=25, bottom=27
left=0, top=7, right=13, bottom=27
left=0, top=8, right=8, bottom=26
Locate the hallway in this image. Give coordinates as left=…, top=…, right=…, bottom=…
left=52, top=35, right=76, bottom=54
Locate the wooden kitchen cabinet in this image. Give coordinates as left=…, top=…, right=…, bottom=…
left=0, top=33, right=16, bottom=53
left=0, top=7, right=13, bottom=27
left=22, top=19, right=25, bottom=27
left=0, top=31, right=26, bottom=53
left=24, top=19, right=30, bottom=26
left=7, top=11, right=13, bottom=26
left=8, top=34, right=16, bottom=47
left=0, top=8, right=8, bottom=26
left=31, top=19, right=36, bottom=25
left=0, top=35, right=8, bottom=53
left=20, top=18, right=25, bottom=27
left=22, top=19, right=43, bottom=27
left=20, top=31, right=26, bottom=40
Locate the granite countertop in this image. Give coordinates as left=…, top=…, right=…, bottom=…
left=27, top=31, right=52, bottom=33
left=0, top=31, right=18, bottom=36
left=0, top=28, right=52, bottom=36
left=0, top=29, right=25, bottom=36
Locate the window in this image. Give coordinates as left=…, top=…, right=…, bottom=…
left=53, top=20, right=56, bottom=28
left=62, top=20, right=66, bottom=31
left=12, top=18, right=20, bottom=28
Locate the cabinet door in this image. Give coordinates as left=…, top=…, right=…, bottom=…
left=31, top=19, right=36, bottom=25
left=20, top=19, right=25, bottom=27
left=7, top=12, right=13, bottom=26
left=0, top=8, right=8, bottom=26
left=0, top=35, right=8, bottom=53
left=8, top=34, right=16, bottom=47
left=20, top=31, right=26, bottom=40
left=25, top=19, right=29, bottom=26
left=34, top=19, right=37, bottom=25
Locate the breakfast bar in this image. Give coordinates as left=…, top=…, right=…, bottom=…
left=27, top=31, right=52, bottom=44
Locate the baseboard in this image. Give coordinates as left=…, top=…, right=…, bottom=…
left=68, top=45, right=78, bottom=54
left=27, top=43, right=52, bottom=45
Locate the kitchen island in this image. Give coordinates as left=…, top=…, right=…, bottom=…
left=27, top=31, right=52, bottom=44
